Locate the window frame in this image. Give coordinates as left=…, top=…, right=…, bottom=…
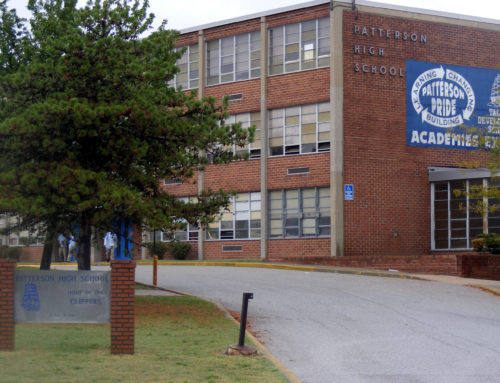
left=206, top=31, right=261, bottom=86
left=268, top=17, right=330, bottom=76
left=269, top=102, right=330, bottom=157
left=268, top=187, right=330, bottom=239
left=205, top=192, right=262, bottom=241
left=431, top=177, right=491, bottom=250
left=170, top=44, right=199, bottom=90
left=226, top=111, right=261, bottom=159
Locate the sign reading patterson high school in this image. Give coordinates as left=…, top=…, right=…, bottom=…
left=406, top=59, right=500, bottom=150
left=14, top=270, right=110, bottom=323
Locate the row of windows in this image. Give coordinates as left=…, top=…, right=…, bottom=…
left=269, top=18, right=330, bottom=75
left=170, top=17, right=330, bottom=89
left=158, top=188, right=330, bottom=241
left=223, top=102, right=330, bottom=159
left=432, top=179, right=500, bottom=250
left=207, top=31, right=261, bottom=86
left=269, top=188, right=330, bottom=238
left=269, top=102, right=330, bottom=156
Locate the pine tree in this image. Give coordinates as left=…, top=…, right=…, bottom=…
left=0, top=0, right=253, bottom=269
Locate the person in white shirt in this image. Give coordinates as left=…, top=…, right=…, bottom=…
left=103, top=232, right=117, bottom=262
left=67, top=235, right=76, bottom=262
left=57, top=233, right=68, bottom=262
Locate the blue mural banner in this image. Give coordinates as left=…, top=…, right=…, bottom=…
left=406, top=59, right=500, bottom=149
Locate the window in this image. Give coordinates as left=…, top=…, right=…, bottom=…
left=169, top=44, right=199, bottom=90
left=432, top=178, right=490, bottom=250
left=269, top=187, right=330, bottom=238
left=269, top=17, right=330, bottom=75
left=226, top=111, right=261, bottom=158
left=159, top=197, right=199, bottom=241
left=206, top=31, right=261, bottom=86
left=206, top=192, right=261, bottom=240
left=269, top=102, right=330, bottom=156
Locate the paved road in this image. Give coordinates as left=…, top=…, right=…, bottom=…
left=135, top=265, right=500, bottom=383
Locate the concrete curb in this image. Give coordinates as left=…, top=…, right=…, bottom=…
left=135, top=281, right=300, bottom=383
left=213, top=300, right=302, bottom=383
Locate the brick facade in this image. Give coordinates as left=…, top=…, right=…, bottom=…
left=457, top=254, right=500, bottom=280
left=110, top=261, right=136, bottom=355
left=158, top=3, right=500, bottom=271
left=0, top=258, right=16, bottom=351
left=342, top=10, right=498, bottom=259
left=12, top=3, right=500, bottom=275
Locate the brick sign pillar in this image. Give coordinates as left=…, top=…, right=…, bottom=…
left=110, top=260, right=136, bottom=355
left=0, top=258, right=17, bottom=351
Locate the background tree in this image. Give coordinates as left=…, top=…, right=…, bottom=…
left=0, top=0, right=253, bottom=270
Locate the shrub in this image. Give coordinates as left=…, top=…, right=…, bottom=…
left=471, top=238, right=486, bottom=252
left=0, top=246, right=21, bottom=259
left=169, top=241, right=191, bottom=260
left=476, top=233, right=500, bottom=254
left=144, top=242, right=169, bottom=260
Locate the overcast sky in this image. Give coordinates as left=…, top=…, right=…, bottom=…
left=6, top=0, right=500, bottom=32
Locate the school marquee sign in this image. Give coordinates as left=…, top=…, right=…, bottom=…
left=14, top=270, right=110, bottom=323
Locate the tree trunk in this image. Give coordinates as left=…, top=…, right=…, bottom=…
left=77, top=215, right=92, bottom=270
left=40, top=230, right=54, bottom=270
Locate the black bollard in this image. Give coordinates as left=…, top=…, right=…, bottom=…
left=225, top=292, right=257, bottom=356
left=238, top=292, right=253, bottom=347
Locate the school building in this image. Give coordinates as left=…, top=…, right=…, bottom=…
left=12, top=0, right=500, bottom=273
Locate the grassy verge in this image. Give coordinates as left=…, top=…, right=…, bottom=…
left=0, top=296, right=288, bottom=383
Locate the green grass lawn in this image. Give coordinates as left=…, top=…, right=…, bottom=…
left=0, top=296, right=288, bottom=383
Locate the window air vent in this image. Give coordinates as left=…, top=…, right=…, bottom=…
left=287, top=167, right=310, bottom=175
left=222, top=245, right=243, bottom=252
left=228, top=93, right=243, bottom=101
left=164, top=179, right=182, bottom=185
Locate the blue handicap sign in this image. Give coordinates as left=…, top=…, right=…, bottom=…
left=344, top=184, right=354, bottom=201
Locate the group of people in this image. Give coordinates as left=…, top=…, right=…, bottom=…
left=57, top=233, right=76, bottom=262
left=56, top=231, right=118, bottom=262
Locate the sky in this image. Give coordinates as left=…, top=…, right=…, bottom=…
left=5, top=0, right=500, bottom=32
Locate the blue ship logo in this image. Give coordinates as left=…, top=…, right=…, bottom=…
left=21, top=283, right=41, bottom=311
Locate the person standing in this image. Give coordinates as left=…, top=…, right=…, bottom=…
left=103, top=232, right=117, bottom=262
left=57, top=233, right=68, bottom=262
left=67, top=235, right=76, bottom=262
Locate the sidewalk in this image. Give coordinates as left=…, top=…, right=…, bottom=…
left=144, top=260, right=500, bottom=296
left=20, top=260, right=500, bottom=296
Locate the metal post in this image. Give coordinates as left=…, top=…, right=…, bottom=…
left=153, top=256, right=158, bottom=286
left=238, top=292, right=253, bottom=347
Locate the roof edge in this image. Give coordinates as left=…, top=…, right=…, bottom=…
left=178, top=0, right=500, bottom=35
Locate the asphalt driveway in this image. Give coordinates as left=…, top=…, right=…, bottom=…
left=135, top=265, right=500, bottom=383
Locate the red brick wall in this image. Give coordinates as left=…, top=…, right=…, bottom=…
left=204, top=19, right=260, bottom=41
left=204, top=240, right=260, bottom=259
left=159, top=7, right=500, bottom=267
left=19, top=246, right=44, bottom=263
left=267, top=68, right=330, bottom=110
left=267, top=4, right=329, bottom=28
left=0, top=258, right=16, bottom=351
left=268, top=238, right=331, bottom=259
left=204, top=160, right=260, bottom=193
left=457, top=254, right=500, bottom=280
left=342, top=10, right=499, bottom=258
left=205, top=79, right=261, bottom=115
left=110, top=261, right=136, bottom=355
left=268, top=153, right=330, bottom=191
left=267, top=253, right=457, bottom=274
